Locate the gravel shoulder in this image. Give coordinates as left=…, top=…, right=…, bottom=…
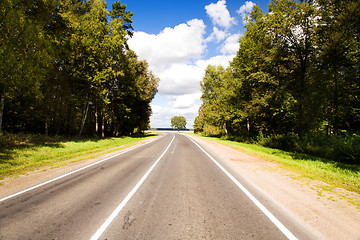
left=1, top=133, right=359, bottom=239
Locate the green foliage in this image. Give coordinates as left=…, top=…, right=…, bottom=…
left=196, top=0, right=360, bottom=164
left=260, top=134, right=360, bottom=164
left=0, top=0, right=159, bottom=136
left=201, top=125, right=223, bottom=137
left=171, top=116, right=187, bottom=130
left=197, top=65, right=236, bottom=135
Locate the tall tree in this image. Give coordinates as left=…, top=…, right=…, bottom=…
left=0, top=0, right=54, bottom=132
left=265, top=0, right=322, bottom=136
left=199, top=65, right=235, bottom=135
left=1, top=0, right=159, bottom=136
left=197, top=0, right=360, bottom=139
left=317, top=0, right=360, bottom=133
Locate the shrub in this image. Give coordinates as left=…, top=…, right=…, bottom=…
left=261, top=134, right=302, bottom=153
left=202, top=125, right=223, bottom=137
left=260, top=133, right=360, bottom=164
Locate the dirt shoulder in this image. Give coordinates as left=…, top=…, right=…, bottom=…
left=187, top=134, right=360, bottom=240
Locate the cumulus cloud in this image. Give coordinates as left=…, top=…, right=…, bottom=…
left=206, top=27, right=227, bottom=42
left=128, top=19, right=206, bottom=71
left=220, top=33, right=241, bottom=54
left=150, top=103, right=201, bottom=128
left=237, top=1, right=256, bottom=23
left=129, top=18, right=237, bottom=98
left=152, top=54, right=235, bottom=127
left=196, top=55, right=234, bottom=70
left=157, top=63, right=203, bottom=95
left=205, top=0, right=236, bottom=29
left=170, top=93, right=202, bottom=109
left=128, top=3, right=242, bottom=128
left=237, top=1, right=256, bottom=15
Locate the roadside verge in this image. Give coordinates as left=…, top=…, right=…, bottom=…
left=0, top=134, right=161, bottom=198
left=186, top=134, right=360, bottom=240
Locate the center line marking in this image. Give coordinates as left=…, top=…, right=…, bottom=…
left=90, top=134, right=175, bottom=240
left=188, top=136, right=298, bottom=240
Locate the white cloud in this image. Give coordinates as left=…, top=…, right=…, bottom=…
left=148, top=53, right=235, bottom=128
left=128, top=19, right=208, bottom=128
left=157, top=63, right=203, bottom=95
left=237, top=1, right=256, bottom=15
left=220, top=33, right=241, bottom=54
left=155, top=52, right=236, bottom=97
left=128, top=5, right=242, bottom=128
left=205, top=0, right=236, bottom=29
left=128, top=19, right=206, bottom=72
left=196, top=55, right=234, bottom=70
left=237, top=1, right=256, bottom=24
left=150, top=102, right=201, bottom=128
left=206, top=27, right=227, bottom=42
left=170, top=93, right=202, bottom=109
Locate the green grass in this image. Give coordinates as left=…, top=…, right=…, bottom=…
left=193, top=134, right=360, bottom=195
left=0, top=133, right=158, bottom=180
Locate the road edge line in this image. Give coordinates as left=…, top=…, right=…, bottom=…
left=188, top=136, right=298, bottom=240
left=90, top=134, right=176, bottom=240
left=0, top=135, right=163, bottom=203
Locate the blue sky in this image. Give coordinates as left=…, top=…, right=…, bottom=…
left=106, top=0, right=270, bottom=128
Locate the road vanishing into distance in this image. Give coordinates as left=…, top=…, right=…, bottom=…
left=0, top=133, right=316, bottom=239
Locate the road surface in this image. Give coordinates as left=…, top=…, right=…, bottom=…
left=0, top=133, right=314, bottom=239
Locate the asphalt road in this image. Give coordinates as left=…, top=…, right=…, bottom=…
left=0, top=133, right=314, bottom=239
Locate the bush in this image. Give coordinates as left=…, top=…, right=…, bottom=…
left=260, top=133, right=360, bottom=164
left=261, top=134, right=302, bottom=153
left=202, top=125, right=223, bottom=137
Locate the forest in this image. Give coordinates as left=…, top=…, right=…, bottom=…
left=195, top=0, right=360, bottom=163
left=0, top=0, right=159, bottom=137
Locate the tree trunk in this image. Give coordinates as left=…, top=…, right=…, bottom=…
left=333, top=68, right=339, bottom=134
left=102, top=108, right=105, bottom=138
left=79, top=102, right=90, bottom=136
left=95, top=105, right=98, bottom=135
left=0, top=92, right=4, bottom=132
left=223, top=122, right=228, bottom=135
left=247, top=118, right=250, bottom=136
left=45, top=118, right=48, bottom=136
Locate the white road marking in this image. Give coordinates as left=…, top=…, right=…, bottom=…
left=188, top=137, right=298, bottom=240
left=0, top=136, right=162, bottom=203
left=90, top=134, right=175, bottom=240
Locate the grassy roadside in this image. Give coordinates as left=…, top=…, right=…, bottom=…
left=191, top=134, right=360, bottom=195
left=0, top=133, right=158, bottom=181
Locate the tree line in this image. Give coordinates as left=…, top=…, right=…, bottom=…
left=0, top=0, right=159, bottom=137
left=195, top=0, right=359, bottom=162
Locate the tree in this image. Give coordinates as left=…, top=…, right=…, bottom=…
left=0, top=0, right=54, bottom=132
left=197, top=0, right=360, bottom=140
left=317, top=0, right=360, bottom=133
left=171, top=116, right=187, bottom=132
left=1, top=0, right=159, bottom=136
left=199, top=65, right=235, bottom=136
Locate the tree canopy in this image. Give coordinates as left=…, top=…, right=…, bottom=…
left=0, top=0, right=159, bottom=136
left=171, top=116, right=187, bottom=131
left=195, top=0, right=360, bottom=139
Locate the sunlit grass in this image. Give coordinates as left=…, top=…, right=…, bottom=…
left=192, top=134, right=360, bottom=194
left=0, top=133, right=157, bottom=180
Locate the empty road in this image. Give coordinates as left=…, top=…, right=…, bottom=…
left=0, top=133, right=314, bottom=239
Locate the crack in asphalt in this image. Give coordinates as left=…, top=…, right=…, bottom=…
left=123, top=211, right=135, bottom=230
